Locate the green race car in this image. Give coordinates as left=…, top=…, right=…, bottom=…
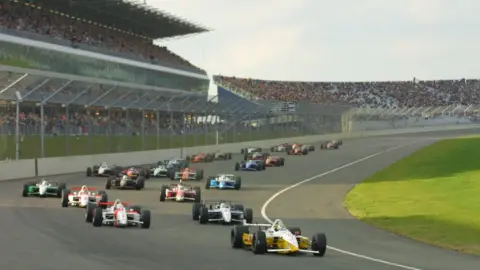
left=22, top=179, right=67, bottom=198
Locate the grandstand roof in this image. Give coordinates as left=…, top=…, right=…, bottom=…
left=30, top=0, right=210, bottom=40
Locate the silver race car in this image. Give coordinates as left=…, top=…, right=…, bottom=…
left=240, top=147, right=262, bottom=154
left=86, top=162, right=116, bottom=177
left=149, top=161, right=168, bottom=177
left=192, top=200, right=253, bottom=224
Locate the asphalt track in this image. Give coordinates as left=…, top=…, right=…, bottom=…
left=1, top=129, right=480, bottom=270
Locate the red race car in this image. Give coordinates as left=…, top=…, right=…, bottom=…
left=286, top=146, right=308, bottom=155
left=265, top=156, right=285, bottom=166
left=159, top=181, right=201, bottom=202
left=244, top=152, right=269, bottom=161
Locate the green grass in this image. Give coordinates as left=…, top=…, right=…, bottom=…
left=344, top=137, right=480, bottom=255
left=0, top=130, right=304, bottom=159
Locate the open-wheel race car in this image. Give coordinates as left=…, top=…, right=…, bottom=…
left=230, top=219, right=327, bottom=256
left=86, top=162, right=117, bottom=177
left=240, top=147, right=262, bottom=154
left=265, top=156, right=285, bottom=167
left=212, top=151, right=233, bottom=160
left=105, top=174, right=145, bottom=190
left=159, top=181, right=201, bottom=202
left=192, top=200, right=253, bottom=224
left=270, top=143, right=292, bottom=152
left=320, top=140, right=342, bottom=150
left=61, top=185, right=108, bottom=208
left=235, top=160, right=266, bottom=171
left=22, top=179, right=66, bottom=198
left=85, top=199, right=150, bottom=229
left=116, top=166, right=150, bottom=179
left=286, top=146, right=309, bottom=155
left=169, top=167, right=204, bottom=181
left=205, top=174, right=242, bottom=190
left=186, top=153, right=214, bottom=163
left=149, top=158, right=189, bottom=178
left=244, top=152, right=269, bottom=161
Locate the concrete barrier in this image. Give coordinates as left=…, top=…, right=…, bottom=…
left=1, top=124, right=477, bottom=181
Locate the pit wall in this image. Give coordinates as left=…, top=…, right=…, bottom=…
left=0, top=124, right=477, bottom=181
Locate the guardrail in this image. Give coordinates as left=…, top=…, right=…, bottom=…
left=0, top=124, right=477, bottom=181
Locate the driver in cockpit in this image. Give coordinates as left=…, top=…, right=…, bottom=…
left=79, top=185, right=89, bottom=194
left=219, top=202, right=228, bottom=209
left=273, top=219, right=286, bottom=231
left=121, top=175, right=129, bottom=181
left=113, top=199, right=123, bottom=209
left=38, top=179, right=49, bottom=186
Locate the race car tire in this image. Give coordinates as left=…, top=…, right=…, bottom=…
left=234, top=177, right=242, bottom=190
left=233, top=204, right=244, bottom=212
left=334, top=145, right=339, bottom=149
left=22, top=184, right=29, bottom=197
left=311, top=146, right=315, bottom=151
left=240, top=148, right=245, bottom=154
left=251, top=231, right=267, bottom=254
left=194, top=187, right=201, bottom=203
left=159, top=185, right=168, bottom=201
left=231, top=225, right=249, bottom=248
left=192, top=203, right=202, bottom=220
left=140, top=210, right=151, bottom=229
left=85, top=203, right=97, bottom=222
left=169, top=172, right=176, bottom=180
left=61, top=189, right=70, bottom=207
left=288, top=227, right=302, bottom=236
left=86, top=167, right=92, bottom=177
left=197, top=169, right=205, bottom=180
left=303, top=149, right=308, bottom=155
left=98, top=191, right=108, bottom=203
left=106, top=177, right=115, bottom=190
left=228, top=153, right=232, bottom=159
left=243, top=154, right=248, bottom=161
left=311, top=233, right=327, bottom=257
left=199, top=206, right=209, bottom=224
left=186, top=155, right=191, bottom=161
left=270, top=147, right=275, bottom=152
left=243, top=208, right=253, bottom=223
left=57, top=183, right=66, bottom=198
left=135, top=177, right=145, bottom=190
left=205, top=178, right=211, bottom=189
left=262, top=162, right=266, bottom=170
left=234, top=162, right=240, bottom=171
left=280, top=158, right=285, bottom=166
left=92, top=208, right=103, bottom=227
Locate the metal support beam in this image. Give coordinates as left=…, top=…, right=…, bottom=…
left=21, top=79, right=50, bottom=100
left=66, top=85, right=93, bottom=105
left=87, top=85, right=117, bottom=107
left=42, top=80, right=73, bottom=104
left=127, top=93, right=150, bottom=109
left=106, top=91, right=132, bottom=108
left=156, top=96, right=176, bottom=111
left=182, top=98, right=201, bottom=112
left=0, top=73, right=28, bottom=95
left=143, top=94, right=165, bottom=109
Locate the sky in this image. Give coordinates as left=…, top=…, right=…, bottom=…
left=150, top=0, right=480, bottom=83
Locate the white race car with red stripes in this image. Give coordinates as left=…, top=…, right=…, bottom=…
left=84, top=199, right=151, bottom=228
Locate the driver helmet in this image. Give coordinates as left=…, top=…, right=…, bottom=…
left=218, top=175, right=227, bottom=181
left=40, top=179, right=48, bottom=185
left=273, top=219, right=285, bottom=231
left=113, top=199, right=122, bottom=208
left=80, top=185, right=88, bottom=192
left=220, top=203, right=227, bottom=208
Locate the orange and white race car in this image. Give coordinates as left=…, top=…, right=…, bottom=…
left=265, top=156, right=285, bottom=166
left=186, top=153, right=214, bottom=163
left=286, top=146, right=308, bottom=155
left=169, top=167, right=204, bottom=181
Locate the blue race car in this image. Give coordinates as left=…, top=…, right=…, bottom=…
left=205, top=174, right=242, bottom=190
left=234, top=160, right=266, bottom=171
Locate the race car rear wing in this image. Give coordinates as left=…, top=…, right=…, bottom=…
left=70, top=186, right=96, bottom=191
left=98, top=201, right=129, bottom=206
left=242, top=221, right=272, bottom=227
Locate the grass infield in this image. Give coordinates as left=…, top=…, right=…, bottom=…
left=344, top=137, right=480, bottom=255
left=0, top=130, right=303, bottom=159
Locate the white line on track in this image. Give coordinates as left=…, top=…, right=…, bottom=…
left=261, top=141, right=425, bottom=270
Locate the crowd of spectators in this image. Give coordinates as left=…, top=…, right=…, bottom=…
left=0, top=0, right=205, bottom=74
left=214, top=76, right=480, bottom=109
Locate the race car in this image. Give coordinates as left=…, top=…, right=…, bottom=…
left=231, top=219, right=327, bottom=256
left=149, top=161, right=168, bottom=177
left=270, top=143, right=291, bottom=152
left=320, top=140, right=342, bottom=149
left=105, top=174, right=145, bottom=190
left=302, top=144, right=315, bottom=151
left=192, top=200, right=253, bottom=224
left=85, top=199, right=150, bottom=228
left=205, top=174, right=242, bottom=190
left=22, top=179, right=66, bottom=198
left=169, top=167, right=204, bottom=181
left=212, top=151, right=233, bottom=160
left=186, top=152, right=214, bottom=163
left=265, top=156, right=285, bottom=166
left=159, top=181, right=201, bottom=202
left=244, top=152, right=269, bottom=161
left=234, top=160, right=266, bottom=171
left=240, top=147, right=262, bottom=154
left=159, top=158, right=189, bottom=178
left=286, top=146, right=308, bottom=155
left=61, top=185, right=108, bottom=208
left=86, top=162, right=117, bottom=177
left=117, top=166, right=150, bottom=179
